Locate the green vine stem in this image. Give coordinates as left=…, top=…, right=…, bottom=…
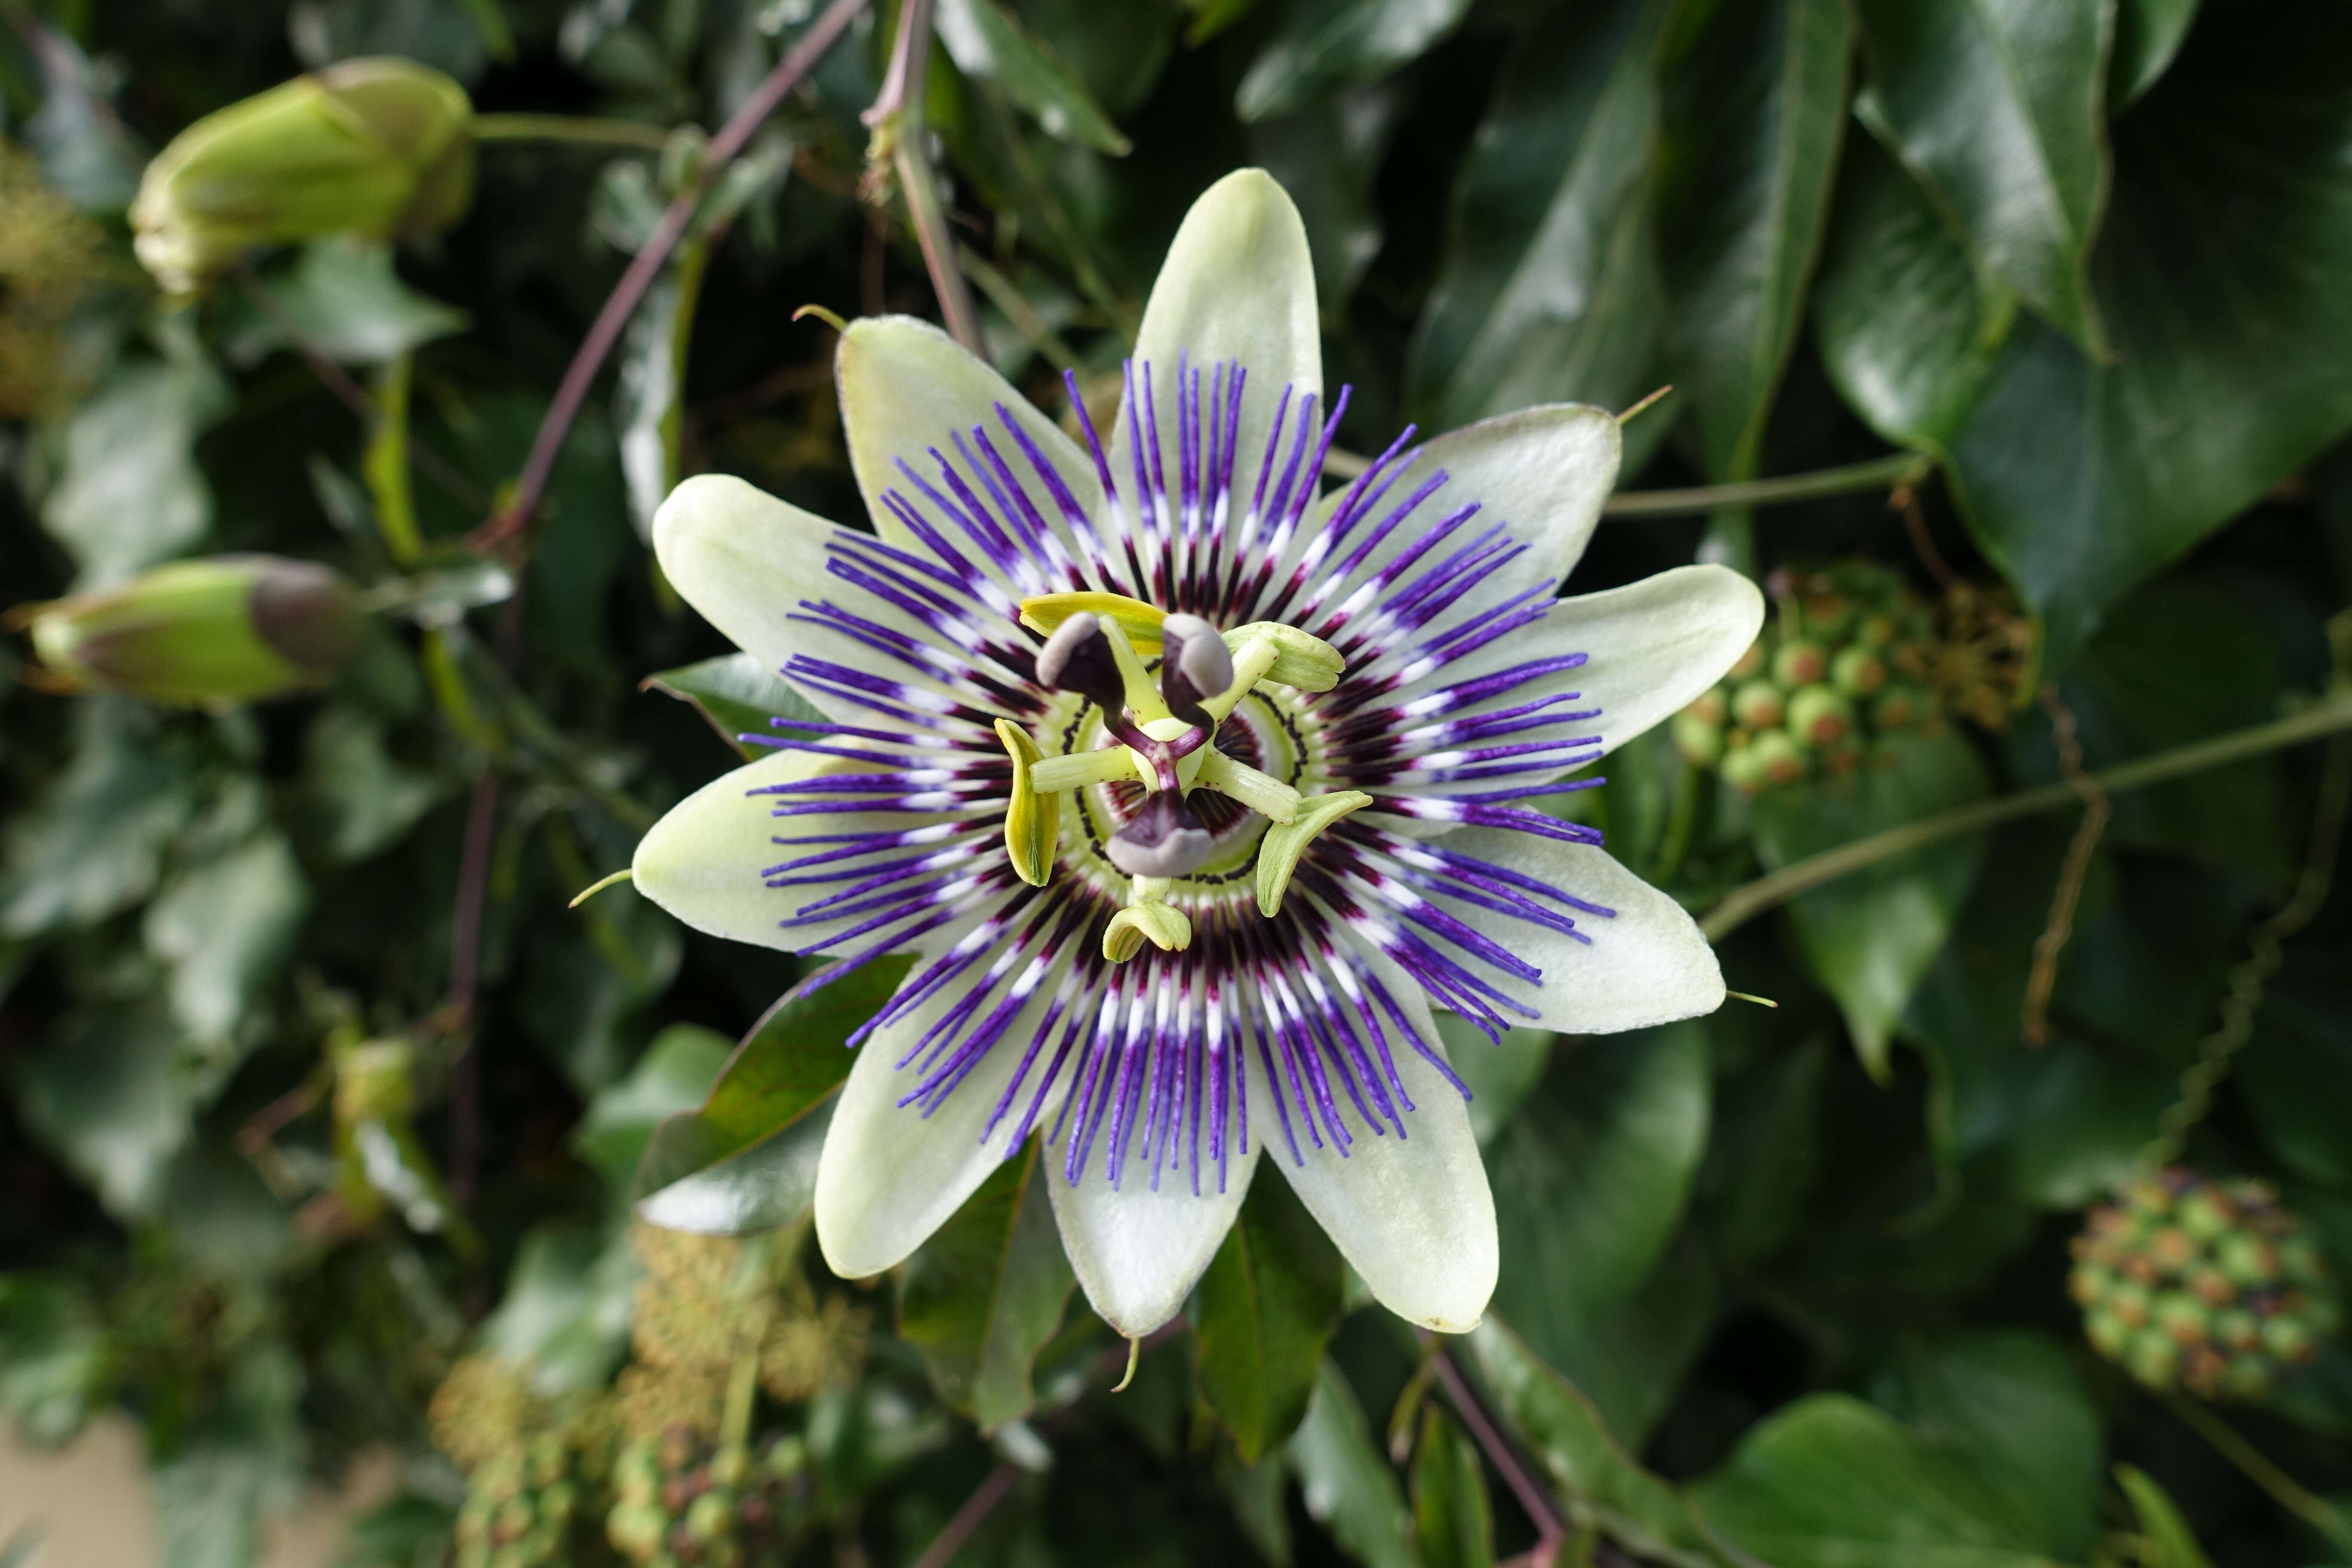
left=1700, top=695, right=2352, bottom=941
left=2160, top=1391, right=2352, bottom=1559
left=470, top=112, right=673, bottom=150
left=1320, top=447, right=1931, bottom=515
left=867, top=0, right=986, bottom=353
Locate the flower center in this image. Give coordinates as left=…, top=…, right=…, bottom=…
left=995, top=591, right=1370, bottom=964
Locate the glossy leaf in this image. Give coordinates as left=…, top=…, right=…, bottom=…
left=2112, top=1465, right=2217, bottom=1568
left=571, top=1023, right=732, bottom=1195
left=1750, top=731, right=1991, bottom=1081
left=17, top=1006, right=201, bottom=1219
left=1434, top=1014, right=1553, bottom=1148
left=41, top=355, right=231, bottom=587
left=1521, top=1231, right=1721, bottom=1450
left=1411, top=1406, right=1494, bottom=1568
left=1246, top=83, right=1402, bottom=313
left=1406, top=0, right=1673, bottom=434
left=143, top=831, right=308, bottom=1045
left=0, top=702, right=195, bottom=937
left=645, top=651, right=832, bottom=761
left=1852, top=0, right=2111, bottom=354
left=1288, top=1360, right=1421, bottom=1568
left=225, top=240, right=469, bottom=365
left=1656, top=0, right=1852, bottom=482
left=633, top=957, right=914, bottom=1228
left=895, top=1139, right=1075, bottom=1430
left=0, top=1272, right=107, bottom=1446
left=1235, top=0, right=1473, bottom=122
left=938, top=0, right=1133, bottom=153
left=1192, top=1170, right=1346, bottom=1463
left=1943, top=3, right=2352, bottom=671
left=2111, top=0, right=2201, bottom=107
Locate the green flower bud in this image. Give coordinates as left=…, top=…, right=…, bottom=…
left=1831, top=644, right=1887, bottom=697
left=607, top=1502, right=668, bottom=1559
left=132, top=58, right=475, bottom=294
left=1750, top=729, right=1808, bottom=787
left=1731, top=679, right=1786, bottom=732
left=1773, top=639, right=1828, bottom=687
left=1787, top=685, right=1854, bottom=747
left=2186, top=1265, right=2235, bottom=1307
left=2148, top=1225, right=2198, bottom=1273
left=22, top=555, right=361, bottom=707
left=1673, top=710, right=1725, bottom=767
left=334, top=1038, right=417, bottom=1124
left=1856, top=611, right=1898, bottom=649
left=2178, top=1188, right=2236, bottom=1240
left=2068, top=1264, right=2110, bottom=1306
left=2107, top=1280, right=2153, bottom=1328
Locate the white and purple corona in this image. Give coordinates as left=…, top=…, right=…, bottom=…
left=633, top=171, right=1763, bottom=1336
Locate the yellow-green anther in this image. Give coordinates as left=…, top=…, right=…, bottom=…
left=1222, top=622, right=1344, bottom=692
left=1256, top=791, right=1372, bottom=916
left=1103, top=900, right=1192, bottom=963
left=1018, top=590, right=1167, bottom=654
left=1200, top=634, right=1279, bottom=724
left=1029, top=745, right=1142, bottom=794
left=993, top=719, right=1057, bottom=886
left=1195, top=748, right=1302, bottom=823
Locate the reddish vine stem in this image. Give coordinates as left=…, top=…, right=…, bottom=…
left=1431, top=1349, right=1567, bottom=1550
left=469, top=0, right=873, bottom=551
left=2021, top=682, right=2109, bottom=1045
left=909, top=1461, right=1020, bottom=1568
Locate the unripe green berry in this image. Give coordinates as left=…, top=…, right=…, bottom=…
left=1673, top=710, right=1725, bottom=766
left=1750, top=729, right=1808, bottom=787
left=1831, top=645, right=1887, bottom=697
left=1686, top=687, right=1729, bottom=726
left=2217, top=1232, right=2278, bottom=1286
left=2107, top=1280, right=2153, bottom=1328
left=1727, top=639, right=1769, bottom=681
left=685, top=1491, right=732, bottom=1543
left=2262, top=1314, right=2316, bottom=1363
left=2179, top=1189, right=2236, bottom=1240
left=1720, top=744, right=1772, bottom=796
left=2126, top=1328, right=2180, bottom=1387
left=1856, top=611, right=1897, bottom=649
left=1773, top=640, right=1829, bottom=687
left=2155, top=1292, right=2211, bottom=1344
left=1787, top=685, right=1854, bottom=747
left=2216, top=1308, right=2262, bottom=1352
left=2085, top=1310, right=2131, bottom=1358
left=1732, top=680, right=1786, bottom=731
left=1872, top=683, right=1927, bottom=731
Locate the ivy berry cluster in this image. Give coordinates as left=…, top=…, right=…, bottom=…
left=453, top=1433, right=589, bottom=1568
left=1672, top=560, right=1939, bottom=793
left=606, top=1425, right=810, bottom=1568
left=2070, top=1168, right=2340, bottom=1400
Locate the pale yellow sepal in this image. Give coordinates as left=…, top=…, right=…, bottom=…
left=1223, top=622, right=1343, bottom=691
left=993, top=719, right=1057, bottom=886
left=1103, top=900, right=1191, bottom=963
left=1018, top=591, right=1167, bottom=652
left=1256, top=790, right=1372, bottom=915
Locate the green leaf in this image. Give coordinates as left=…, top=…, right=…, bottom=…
left=1411, top=1407, right=1494, bottom=1568
left=1693, top=1394, right=2061, bottom=1568
left=895, top=1139, right=1075, bottom=1431
left=1942, top=4, right=2352, bottom=671
left=617, top=244, right=707, bottom=545
left=1010, top=0, right=1181, bottom=117
left=0, top=1272, right=108, bottom=1447
left=1191, top=1170, right=1346, bottom=1463
left=1751, top=731, right=1991, bottom=1080
left=302, top=706, right=446, bottom=864
left=226, top=240, right=469, bottom=365
left=1235, top=0, right=1474, bottom=123
left=152, top=1342, right=305, bottom=1568
left=1656, top=0, right=1852, bottom=482
left=1287, top=1360, right=1421, bottom=1568
left=17, top=1005, right=202, bottom=1219
left=1852, top=0, right=2111, bottom=355
left=1700, top=1035, right=1829, bottom=1264
left=938, top=0, right=1133, bottom=153
left=143, top=831, right=309, bottom=1044
left=645, top=651, right=832, bottom=761
left=1, top=701, right=195, bottom=937
left=2240, top=968, right=2352, bottom=1193
left=2111, top=1464, right=2217, bottom=1568
left=1869, top=1331, right=2103, bottom=1560
left=1464, top=1320, right=1727, bottom=1567
left=1246, top=83, right=1402, bottom=314
left=1405, top=0, right=1674, bottom=434
left=1814, top=133, right=2018, bottom=451
left=2110, top=0, right=2201, bottom=108
left=571, top=1023, right=733, bottom=1196
left=40, top=355, right=231, bottom=587
left=1434, top=1015, right=1552, bottom=1148
left=633, top=957, right=916, bottom=1228
left=477, top=1223, right=638, bottom=1396
left=1525, top=1231, right=1721, bottom=1450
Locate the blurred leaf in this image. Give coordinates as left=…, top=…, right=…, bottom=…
left=302, top=707, right=446, bottom=864
left=1014, top=0, right=1181, bottom=115
left=1192, top=1170, right=1345, bottom=1463
left=634, top=957, right=915, bottom=1221
left=1694, top=1394, right=2059, bottom=1568
left=2111, top=1464, right=2217, bottom=1568
left=152, top=1342, right=305, bottom=1568
left=2001, top=1038, right=2176, bottom=1209
left=2240, top=968, right=2352, bottom=1193
left=618, top=248, right=706, bottom=545
left=572, top=1023, right=732, bottom=1195
left=477, top=1223, right=638, bottom=1395
left=896, top=1140, right=1075, bottom=1430
left=288, top=0, right=491, bottom=80
left=41, top=355, right=231, bottom=587
left=1700, top=1035, right=1828, bottom=1264
left=1943, top=3, right=2352, bottom=671
left=1435, top=1015, right=1551, bottom=1148
left=2110, top=0, right=2201, bottom=108
left=0, top=1272, right=108, bottom=1447
left=1814, top=134, right=2017, bottom=451
left=144, top=831, right=309, bottom=1044
left=1538, top=1230, right=1721, bottom=1449
left=646, top=651, right=833, bottom=760
left=1656, top=0, right=1851, bottom=481
left=1, top=701, right=196, bottom=936
left=1852, top=0, right=2110, bottom=355
left=227, top=241, right=469, bottom=367
left=1411, top=1406, right=1493, bottom=1568
left=1236, top=0, right=1473, bottom=123
left=1247, top=83, right=1402, bottom=313
left=1869, top=1330, right=2102, bottom=1560
left=939, top=0, right=1132, bottom=153
left=1288, top=1360, right=1421, bottom=1568
left=1464, top=1320, right=1726, bottom=1566
left=1219, top=1452, right=1295, bottom=1567
left=1751, top=732, right=1991, bottom=1080
left=19, top=17, right=143, bottom=211
left=18, top=1006, right=201, bottom=1219
left=1406, top=0, right=1672, bottom=434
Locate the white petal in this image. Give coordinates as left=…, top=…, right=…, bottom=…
left=835, top=315, right=1108, bottom=592
left=1047, top=1141, right=1261, bottom=1336
left=1424, top=830, right=1725, bottom=1034
left=815, top=957, right=1073, bottom=1277
left=1252, top=938, right=1496, bottom=1332
left=632, top=745, right=995, bottom=956
left=1556, top=564, right=1765, bottom=758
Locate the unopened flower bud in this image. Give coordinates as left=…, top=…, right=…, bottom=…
left=21, top=554, right=362, bottom=707
left=132, top=57, right=475, bottom=294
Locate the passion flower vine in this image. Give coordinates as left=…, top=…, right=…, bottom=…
left=632, top=171, right=1762, bottom=1336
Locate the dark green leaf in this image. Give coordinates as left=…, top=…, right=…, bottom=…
left=1411, top=1407, right=1493, bottom=1568
left=634, top=956, right=915, bottom=1223
left=1700, top=1034, right=1829, bottom=1264
left=896, top=1140, right=1075, bottom=1430
left=1751, top=731, right=1990, bottom=1080
left=1246, top=83, right=1403, bottom=314
left=1943, top=4, right=2352, bottom=671
left=1527, top=1230, right=1721, bottom=1449
left=1, top=702, right=195, bottom=937
left=1406, top=0, right=1673, bottom=434
left=1434, top=1015, right=1552, bottom=1148
left=2112, top=1464, right=2217, bottom=1568
left=572, top=1023, right=732, bottom=1195
left=645, top=651, right=832, bottom=761
left=939, top=0, right=1133, bottom=153
left=2110, top=0, right=2200, bottom=108
left=1693, top=1393, right=2058, bottom=1568
left=40, top=357, right=232, bottom=586
left=1656, top=0, right=1851, bottom=482
left=1287, top=1360, right=1421, bottom=1568
left=2241, top=970, right=2352, bottom=1192
left=302, top=706, right=447, bottom=864
left=1011, top=0, right=1180, bottom=117
left=1192, top=1171, right=1346, bottom=1462
left=1236, top=0, right=1474, bottom=123
left=1852, top=0, right=2110, bottom=354
left=225, top=241, right=469, bottom=366
left=0, top=1273, right=108, bottom=1447
left=1814, top=133, right=2017, bottom=450
left=17, top=1006, right=201, bottom=1219
left=143, top=831, right=308, bottom=1044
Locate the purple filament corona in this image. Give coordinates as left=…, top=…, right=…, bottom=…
left=741, top=355, right=1617, bottom=1194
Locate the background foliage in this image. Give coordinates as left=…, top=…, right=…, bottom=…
left=6, top=0, right=2352, bottom=1564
